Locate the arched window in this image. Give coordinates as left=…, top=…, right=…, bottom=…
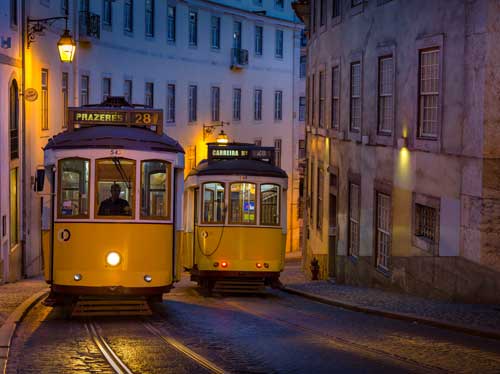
left=9, top=80, right=19, bottom=160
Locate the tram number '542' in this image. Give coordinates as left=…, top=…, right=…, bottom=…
left=134, top=112, right=157, bottom=125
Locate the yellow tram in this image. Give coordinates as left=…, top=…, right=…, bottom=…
left=40, top=97, right=184, bottom=306
left=183, top=143, right=288, bottom=293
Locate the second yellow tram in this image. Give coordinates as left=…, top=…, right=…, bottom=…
left=183, top=144, right=288, bottom=293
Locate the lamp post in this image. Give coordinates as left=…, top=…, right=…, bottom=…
left=27, top=16, right=76, bottom=63
left=203, top=121, right=230, bottom=144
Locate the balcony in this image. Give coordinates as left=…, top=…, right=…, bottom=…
left=79, top=11, right=100, bottom=42
left=231, top=48, right=248, bottom=70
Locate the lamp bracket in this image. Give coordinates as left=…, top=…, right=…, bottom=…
left=27, top=16, right=68, bottom=48
left=203, top=121, right=230, bottom=141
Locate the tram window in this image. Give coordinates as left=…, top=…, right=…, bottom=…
left=96, top=158, right=135, bottom=217
left=141, top=160, right=170, bottom=219
left=230, top=183, right=256, bottom=224
left=202, top=183, right=225, bottom=223
left=260, top=184, right=280, bottom=226
left=59, top=158, right=90, bottom=218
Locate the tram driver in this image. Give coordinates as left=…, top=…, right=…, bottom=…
left=98, top=183, right=131, bottom=216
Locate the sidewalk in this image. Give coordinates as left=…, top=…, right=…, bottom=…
left=281, top=253, right=500, bottom=339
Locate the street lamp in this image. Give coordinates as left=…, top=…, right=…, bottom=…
left=216, top=130, right=229, bottom=144
left=27, top=16, right=76, bottom=63
left=203, top=121, right=230, bottom=143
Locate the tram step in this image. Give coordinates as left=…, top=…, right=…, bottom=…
left=72, top=298, right=152, bottom=317
left=212, top=280, right=266, bottom=294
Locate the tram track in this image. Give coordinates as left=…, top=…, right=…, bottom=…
left=220, top=298, right=450, bottom=374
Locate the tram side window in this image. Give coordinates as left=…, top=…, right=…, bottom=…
left=230, top=183, right=256, bottom=224
left=260, top=184, right=280, bottom=226
left=59, top=158, right=90, bottom=218
left=141, top=160, right=170, bottom=219
left=203, top=183, right=225, bottom=223
left=96, top=158, right=135, bottom=217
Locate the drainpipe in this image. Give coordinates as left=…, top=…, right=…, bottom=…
left=290, top=27, right=297, bottom=254
left=20, top=0, right=27, bottom=278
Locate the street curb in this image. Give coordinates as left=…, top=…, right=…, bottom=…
left=280, top=285, right=500, bottom=341
left=0, top=290, right=49, bottom=374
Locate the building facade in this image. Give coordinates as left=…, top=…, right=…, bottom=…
left=1, top=0, right=305, bottom=281
left=295, top=0, right=500, bottom=302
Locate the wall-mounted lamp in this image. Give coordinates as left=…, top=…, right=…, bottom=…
left=397, top=137, right=408, bottom=149
left=203, top=121, right=230, bottom=142
left=27, top=16, right=76, bottom=63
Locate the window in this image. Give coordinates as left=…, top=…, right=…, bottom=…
left=255, top=25, right=263, bottom=55
left=418, top=48, right=440, bottom=139
left=350, top=62, right=361, bottom=132
left=274, top=139, right=282, bottom=167
left=124, top=79, right=132, bottom=104
left=316, top=165, right=324, bottom=229
left=61, top=0, right=69, bottom=14
left=274, top=90, right=283, bottom=121
left=62, top=72, right=69, bottom=128
left=211, top=16, right=220, bottom=49
left=352, top=0, right=362, bottom=6
left=145, top=82, right=154, bottom=107
left=80, top=75, right=89, bottom=105
left=10, top=0, right=17, bottom=26
left=233, top=88, right=241, bottom=121
left=188, top=85, right=197, bottom=122
left=230, top=183, right=256, bottom=224
left=145, top=0, right=154, bottom=37
left=141, top=160, right=170, bottom=219
left=233, top=21, right=242, bottom=49
left=376, top=192, right=391, bottom=270
left=10, top=168, right=18, bottom=247
left=378, top=56, right=394, bottom=134
left=9, top=80, right=19, bottom=160
left=41, top=69, right=49, bottom=131
left=332, top=0, right=341, bottom=18
left=300, top=55, right=306, bottom=78
left=59, top=158, right=90, bottom=218
left=308, top=159, right=314, bottom=220
left=167, top=5, right=175, bottom=42
left=311, top=73, right=316, bottom=127
left=103, top=0, right=112, bottom=26
left=102, top=77, right=111, bottom=100
left=188, top=10, right=197, bottom=46
left=331, top=66, right=340, bottom=129
left=124, top=0, right=133, bottom=32
left=298, top=139, right=306, bottom=159
left=319, top=71, right=325, bottom=128
left=261, top=184, right=280, bottom=226
left=254, top=89, right=262, bottom=121
left=96, top=158, right=135, bottom=217
left=167, top=84, right=175, bottom=123
left=254, top=138, right=262, bottom=146
left=311, top=0, right=316, bottom=34
left=415, top=203, right=437, bottom=242
left=186, top=145, right=196, bottom=171
left=275, top=0, right=284, bottom=9
left=275, top=29, right=283, bottom=58
left=300, top=29, right=307, bottom=47
left=211, top=86, right=220, bottom=122
left=299, top=96, right=306, bottom=121
left=203, top=182, right=225, bottom=223
left=348, top=182, right=360, bottom=257
left=320, top=0, right=326, bottom=26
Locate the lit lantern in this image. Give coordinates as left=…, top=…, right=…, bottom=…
left=57, top=29, right=76, bottom=63
left=216, top=130, right=229, bottom=144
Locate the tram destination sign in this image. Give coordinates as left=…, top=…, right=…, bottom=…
left=208, top=145, right=275, bottom=164
left=67, top=107, right=163, bottom=133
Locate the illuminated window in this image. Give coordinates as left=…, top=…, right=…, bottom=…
left=348, top=182, right=360, bottom=257
left=376, top=192, right=391, bottom=270
left=186, top=145, right=196, bottom=171
left=350, top=62, right=361, bottom=132
left=378, top=56, right=394, bottom=135
left=331, top=66, right=340, bottom=129
left=230, top=183, right=256, bottom=224
left=95, top=158, right=135, bottom=217
left=62, top=73, right=68, bottom=128
left=167, top=5, right=175, bottom=42
left=41, top=69, right=49, bottom=131
left=58, top=158, right=90, bottom=218
left=203, top=182, right=225, bottom=223
left=261, top=184, right=280, bottom=226
left=141, top=160, right=170, bottom=219
left=418, top=48, right=440, bottom=139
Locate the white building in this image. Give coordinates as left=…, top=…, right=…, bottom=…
left=1, top=0, right=305, bottom=280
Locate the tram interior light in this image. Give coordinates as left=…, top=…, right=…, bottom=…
left=106, top=251, right=121, bottom=267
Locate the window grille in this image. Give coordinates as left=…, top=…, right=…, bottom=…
left=331, top=66, right=340, bottom=129
left=167, top=6, right=176, bottom=42
left=254, top=89, right=262, bottom=121
left=188, top=85, right=197, bottom=122
left=349, top=183, right=360, bottom=256
left=167, top=84, right=175, bottom=122
left=319, top=71, right=325, bottom=128
left=415, top=203, right=437, bottom=242
left=233, top=88, right=241, bottom=121
left=376, top=192, right=391, bottom=270
left=350, top=62, right=361, bottom=131
left=418, top=48, right=440, bottom=138
left=274, top=90, right=283, bottom=121
left=211, top=86, right=220, bottom=122
left=378, top=56, right=393, bottom=134
left=41, top=69, right=49, bottom=131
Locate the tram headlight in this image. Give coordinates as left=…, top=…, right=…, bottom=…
left=256, top=262, right=263, bottom=269
left=106, top=251, right=121, bottom=267
left=144, top=275, right=152, bottom=283
left=73, top=273, right=82, bottom=281
left=221, top=261, right=228, bottom=268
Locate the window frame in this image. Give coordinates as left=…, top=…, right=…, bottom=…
left=274, top=138, right=282, bottom=167
left=316, top=164, right=324, bottom=230
left=211, top=86, right=220, bottom=122
left=412, top=193, right=440, bottom=255
left=274, top=90, right=283, bottom=121
left=254, top=89, right=263, bottom=121
left=80, top=75, right=89, bottom=106
left=57, top=157, right=91, bottom=219
left=167, top=83, right=175, bottom=123
left=228, top=182, right=257, bottom=225
left=145, top=0, right=155, bottom=37
left=124, top=79, right=133, bottom=104
left=140, top=159, right=172, bottom=221
left=124, top=0, right=133, bottom=33
left=201, top=181, right=226, bottom=225
left=102, top=77, right=111, bottom=101
left=275, top=29, right=284, bottom=59
left=374, top=189, right=392, bottom=272
left=348, top=181, right=360, bottom=258
left=260, top=183, right=281, bottom=226
left=349, top=61, right=361, bottom=133
left=188, top=84, right=197, bottom=122
left=41, top=68, right=49, bottom=131
left=211, top=15, right=221, bottom=49
left=233, top=88, right=241, bottom=121
left=188, top=9, right=198, bottom=47
left=167, top=5, right=176, bottom=42
left=145, top=81, right=154, bottom=108
left=319, top=70, right=325, bottom=128
left=255, top=25, right=263, bottom=56
left=377, top=55, right=394, bottom=136
left=331, top=64, right=340, bottom=130
left=299, top=96, right=306, bottom=122
left=9, top=79, right=19, bottom=160
left=102, top=0, right=112, bottom=27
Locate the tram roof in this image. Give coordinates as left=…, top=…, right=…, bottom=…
left=44, top=126, right=184, bottom=153
left=189, top=159, right=287, bottom=178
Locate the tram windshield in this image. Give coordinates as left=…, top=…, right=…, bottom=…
left=96, top=158, right=135, bottom=217
left=260, top=184, right=280, bottom=225
left=59, top=158, right=90, bottom=218
left=141, top=160, right=170, bottom=219
left=230, top=183, right=256, bottom=224
left=203, top=183, right=225, bottom=223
